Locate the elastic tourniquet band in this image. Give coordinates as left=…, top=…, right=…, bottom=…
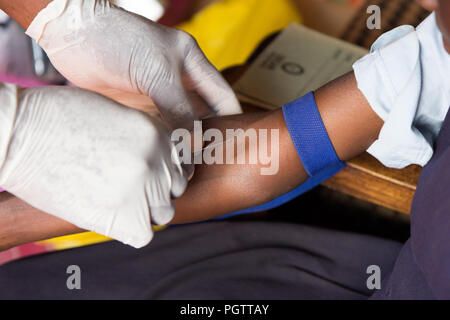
left=219, top=92, right=345, bottom=219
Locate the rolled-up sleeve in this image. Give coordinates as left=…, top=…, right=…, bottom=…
left=353, top=13, right=450, bottom=169
left=353, top=26, right=432, bottom=168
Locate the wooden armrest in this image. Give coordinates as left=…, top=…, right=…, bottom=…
left=222, top=66, right=421, bottom=215
left=322, top=154, right=420, bottom=214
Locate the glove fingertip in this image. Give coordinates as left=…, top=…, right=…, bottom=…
left=212, top=97, right=243, bottom=117
left=125, top=228, right=155, bottom=249
left=150, top=204, right=175, bottom=226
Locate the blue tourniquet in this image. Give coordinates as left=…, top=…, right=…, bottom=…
left=218, top=92, right=345, bottom=219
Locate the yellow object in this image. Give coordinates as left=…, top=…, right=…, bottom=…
left=36, top=232, right=112, bottom=250
left=38, top=226, right=167, bottom=251
left=177, top=0, right=302, bottom=70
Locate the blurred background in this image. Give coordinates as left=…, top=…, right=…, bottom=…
left=0, top=0, right=429, bottom=84
left=0, top=0, right=364, bottom=86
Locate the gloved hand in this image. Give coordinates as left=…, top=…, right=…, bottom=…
left=26, top=0, right=242, bottom=129
left=0, top=83, right=187, bottom=248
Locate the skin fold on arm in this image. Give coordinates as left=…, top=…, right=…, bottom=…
left=0, top=72, right=383, bottom=251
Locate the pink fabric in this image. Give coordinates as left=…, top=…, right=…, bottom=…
left=0, top=74, right=48, bottom=88
left=0, top=242, right=51, bottom=266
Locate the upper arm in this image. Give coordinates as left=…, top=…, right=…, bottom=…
left=315, top=71, right=383, bottom=161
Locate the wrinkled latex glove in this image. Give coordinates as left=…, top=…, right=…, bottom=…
left=26, top=0, right=242, bottom=129
left=0, top=83, right=187, bottom=248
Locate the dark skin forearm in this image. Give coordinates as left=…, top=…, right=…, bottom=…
left=174, top=72, right=382, bottom=223
left=0, top=72, right=383, bottom=250
left=0, top=192, right=82, bottom=251
left=0, top=0, right=51, bottom=29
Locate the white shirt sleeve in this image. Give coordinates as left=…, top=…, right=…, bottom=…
left=352, top=13, right=450, bottom=168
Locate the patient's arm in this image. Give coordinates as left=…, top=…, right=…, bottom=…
left=173, top=72, right=382, bottom=223
left=0, top=72, right=383, bottom=250
left=0, top=193, right=81, bottom=251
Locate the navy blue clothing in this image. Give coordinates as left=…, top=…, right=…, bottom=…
left=0, top=221, right=402, bottom=299
left=373, top=104, right=450, bottom=299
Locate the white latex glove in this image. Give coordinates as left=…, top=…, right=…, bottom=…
left=26, top=0, right=242, bottom=129
left=0, top=83, right=187, bottom=248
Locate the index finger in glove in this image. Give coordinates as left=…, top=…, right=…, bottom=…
left=182, top=36, right=243, bottom=117
left=150, top=75, right=198, bottom=131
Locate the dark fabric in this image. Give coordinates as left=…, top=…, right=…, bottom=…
left=410, top=115, right=450, bottom=299
left=373, top=105, right=450, bottom=299
left=371, top=240, right=435, bottom=299
left=0, top=221, right=401, bottom=300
